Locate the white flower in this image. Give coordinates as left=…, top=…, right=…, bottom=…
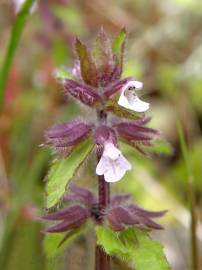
left=13, top=0, right=37, bottom=14
left=118, top=80, right=150, bottom=112
left=96, top=142, right=131, bottom=183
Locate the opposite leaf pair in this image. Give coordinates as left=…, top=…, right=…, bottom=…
left=45, top=116, right=158, bottom=183
left=43, top=184, right=166, bottom=246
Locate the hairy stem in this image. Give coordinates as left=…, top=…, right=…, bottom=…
left=177, top=119, right=201, bottom=270
left=95, top=172, right=110, bottom=270
left=95, top=109, right=110, bottom=270
left=95, top=244, right=110, bottom=270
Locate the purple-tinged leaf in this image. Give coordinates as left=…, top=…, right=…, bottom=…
left=116, top=120, right=158, bottom=142
left=45, top=120, right=83, bottom=138
left=45, top=210, right=89, bottom=233
left=104, top=77, right=132, bottom=98
left=116, top=122, right=158, bottom=135
left=137, top=215, right=164, bottom=230
left=93, top=28, right=114, bottom=86
left=63, top=79, right=101, bottom=106
left=117, top=129, right=154, bottom=141
left=63, top=184, right=96, bottom=205
left=45, top=121, right=93, bottom=150
left=70, top=184, right=97, bottom=204
left=132, top=116, right=152, bottom=125
left=43, top=205, right=89, bottom=221
left=128, top=205, right=167, bottom=218
left=125, top=204, right=166, bottom=230
left=96, top=28, right=112, bottom=59
left=45, top=120, right=93, bottom=139
left=47, top=130, right=89, bottom=148
left=75, top=38, right=98, bottom=87
left=110, top=207, right=139, bottom=225
left=109, top=61, right=122, bottom=82
left=111, top=194, right=131, bottom=206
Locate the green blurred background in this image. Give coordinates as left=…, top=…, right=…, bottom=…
left=0, top=0, right=202, bottom=269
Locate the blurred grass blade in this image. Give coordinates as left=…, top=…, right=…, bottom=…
left=176, top=118, right=191, bottom=177
left=176, top=118, right=201, bottom=270
left=0, top=0, right=36, bottom=110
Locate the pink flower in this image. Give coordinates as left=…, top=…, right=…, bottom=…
left=118, top=80, right=150, bottom=112
left=96, top=142, right=131, bottom=183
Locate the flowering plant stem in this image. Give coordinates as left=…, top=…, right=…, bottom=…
left=43, top=30, right=169, bottom=270
left=96, top=109, right=110, bottom=270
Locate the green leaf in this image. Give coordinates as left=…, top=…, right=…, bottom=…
left=96, top=226, right=171, bottom=270
left=46, top=139, right=94, bottom=208
left=0, top=0, right=36, bottom=110
left=75, top=38, right=98, bottom=87
left=43, top=227, right=84, bottom=259
left=106, top=99, right=140, bottom=120
left=112, top=28, right=127, bottom=70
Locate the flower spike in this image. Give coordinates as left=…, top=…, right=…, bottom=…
left=43, top=30, right=167, bottom=258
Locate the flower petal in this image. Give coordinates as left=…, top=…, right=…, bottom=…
left=119, top=155, right=132, bottom=171
left=122, top=80, right=143, bottom=91
left=96, top=142, right=131, bottom=183
left=103, top=142, right=121, bottom=160
left=118, top=80, right=149, bottom=112
left=96, top=156, right=107, bottom=175
left=129, top=96, right=150, bottom=112
left=118, top=92, right=149, bottom=112
left=104, top=164, right=126, bottom=183
left=103, top=156, right=131, bottom=183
